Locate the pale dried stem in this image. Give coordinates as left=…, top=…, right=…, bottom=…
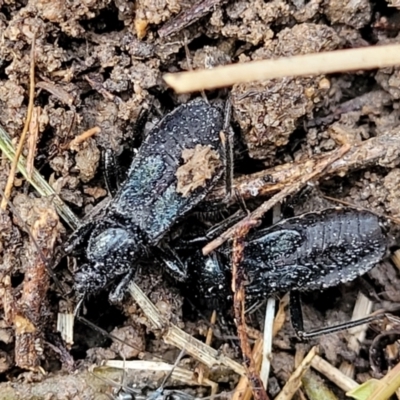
left=127, top=282, right=245, bottom=376
left=26, top=106, right=40, bottom=179
left=164, top=44, right=400, bottom=93
left=104, top=360, right=218, bottom=391
left=311, top=355, right=358, bottom=393
left=275, top=346, right=318, bottom=400
left=260, top=298, right=275, bottom=389
left=232, top=337, right=264, bottom=400
left=1, top=37, right=36, bottom=209
left=392, top=249, right=400, bottom=270
left=340, top=292, right=373, bottom=378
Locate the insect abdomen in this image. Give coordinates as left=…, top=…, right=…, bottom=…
left=245, top=208, right=387, bottom=296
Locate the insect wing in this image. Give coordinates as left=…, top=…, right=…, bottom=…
left=245, top=208, right=387, bottom=296
left=243, top=229, right=305, bottom=297
left=111, top=99, right=225, bottom=242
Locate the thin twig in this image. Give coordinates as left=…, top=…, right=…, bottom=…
left=232, top=337, right=264, bottom=400
left=207, top=132, right=400, bottom=205
left=311, top=355, right=358, bottom=393
left=203, top=142, right=350, bottom=255
left=15, top=205, right=60, bottom=371
left=164, top=44, right=400, bottom=93
left=1, top=36, right=36, bottom=209
left=205, top=310, right=217, bottom=346
left=275, top=346, right=318, bottom=400
left=232, top=220, right=269, bottom=400
left=26, top=106, right=40, bottom=179
left=127, top=281, right=246, bottom=376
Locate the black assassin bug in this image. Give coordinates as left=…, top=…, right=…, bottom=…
left=65, top=98, right=233, bottom=300
left=184, top=207, right=392, bottom=338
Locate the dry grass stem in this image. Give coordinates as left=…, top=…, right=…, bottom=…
left=26, top=106, right=40, bottom=179
left=1, top=37, right=36, bottom=210
left=57, top=313, right=74, bottom=346
left=273, top=294, right=289, bottom=337
left=127, top=281, right=245, bottom=376
left=294, top=347, right=306, bottom=369
left=164, top=44, right=400, bottom=93
left=275, top=346, right=318, bottom=400
left=392, top=249, right=400, bottom=271
left=260, top=298, right=275, bottom=389
left=339, top=292, right=373, bottom=378
left=104, top=360, right=218, bottom=390
left=196, top=310, right=218, bottom=388
left=348, top=293, right=374, bottom=349
left=0, top=124, right=79, bottom=229
left=205, top=310, right=217, bottom=346
left=311, top=355, right=358, bottom=392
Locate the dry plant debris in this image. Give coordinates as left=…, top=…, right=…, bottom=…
left=164, top=44, right=400, bottom=93
left=1, top=36, right=36, bottom=210
left=203, top=140, right=350, bottom=255
left=231, top=220, right=268, bottom=400
left=14, top=203, right=61, bottom=371
left=275, top=347, right=318, bottom=400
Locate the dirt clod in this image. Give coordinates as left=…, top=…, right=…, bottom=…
left=176, top=144, right=221, bottom=197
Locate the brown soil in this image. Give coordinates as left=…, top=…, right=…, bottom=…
left=1, top=0, right=400, bottom=398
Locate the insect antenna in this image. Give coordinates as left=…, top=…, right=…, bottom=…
left=146, top=348, right=187, bottom=400
left=321, top=194, right=400, bottom=226
left=76, top=315, right=144, bottom=354
left=90, top=355, right=143, bottom=400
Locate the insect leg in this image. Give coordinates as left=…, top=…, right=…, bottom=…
left=64, top=219, right=97, bottom=254
left=289, top=291, right=384, bottom=339
left=102, top=149, right=121, bottom=197
left=103, top=107, right=151, bottom=197
left=179, top=209, right=246, bottom=248
left=289, top=291, right=305, bottom=336
left=132, top=106, right=151, bottom=143
left=154, top=243, right=188, bottom=281
left=109, top=269, right=137, bottom=303
left=220, top=99, right=234, bottom=199
left=103, top=148, right=120, bottom=197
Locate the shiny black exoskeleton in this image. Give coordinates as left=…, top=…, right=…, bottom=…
left=66, top=99, right=226, bottom=298
left=186, top=208, right=388, bottom=314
